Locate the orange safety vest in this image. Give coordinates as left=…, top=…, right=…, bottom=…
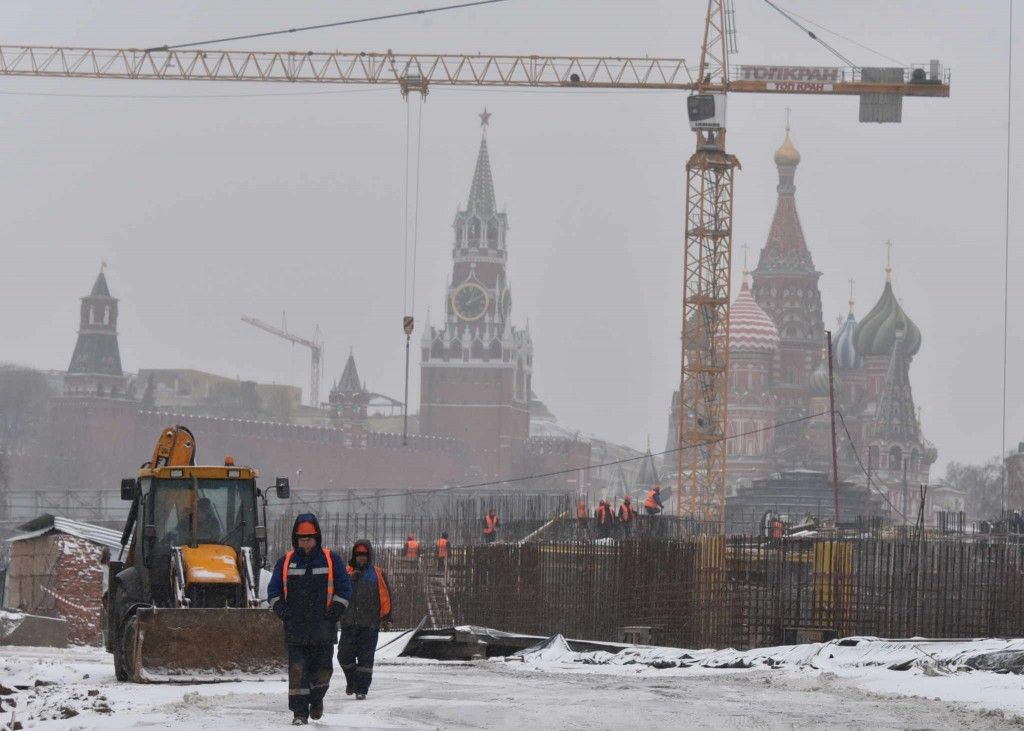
left=436, top=537, right=449, bottom=558
left=771, top=520, right=784, bottom=539
left=346, top=564, right=392, bottom=619
left=576, top=502, right=588, bottom=520
left=620, top=504, right=633, bottom=522
left=644, top=489, right=660, bottom=509
left=282, top=547, right=335, bottom=610
left=484, top=514, right=499, bottom=535
left=405, top=539, right=420, bottom=559
left=597, top=505, right=612, bottom=524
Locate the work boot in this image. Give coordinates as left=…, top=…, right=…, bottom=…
left=356, top=693, right=367, bottom=700
left=310, top=699, right=323, bottom=720
left=292, top=713, right=308, bottom=725
left=345, top=686, right=355, bottom=696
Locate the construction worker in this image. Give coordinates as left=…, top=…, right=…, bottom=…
left=338, top=540, right=393, bottom=701
left=267, top=513, right=353, bottom=726
left=483, top=509, right=499, bottom=543
left=618, top=495, right=636, bottom=537
left=644, top=485, right=664, bottom=516
left=576, top=499, right=589, bottom=538
left=404, top=533, right=420, bottom=561
left=595, top=498, right=614, bottom=539
left=435, top=531, right=449, bottom=572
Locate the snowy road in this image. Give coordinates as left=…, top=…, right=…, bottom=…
left=2, top=645, right=1023, bottom=730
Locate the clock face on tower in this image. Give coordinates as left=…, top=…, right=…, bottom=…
left=452, top=282, right=489, bottom=321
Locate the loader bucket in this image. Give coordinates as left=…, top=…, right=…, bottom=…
left=126, top=606, right=286, bottom=682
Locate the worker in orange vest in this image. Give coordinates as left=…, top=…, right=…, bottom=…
left=644, top=485, right=664, bottom=516
left=339, top=540, right=392, bottom=701
left=403, top=534, right=420, bottom=561
left=483, top=509, right=500, bottom=543
left=435, top=532, right=449, bottom=572
left=576, top=499, right=589, bottom=537
left=267, top=514, right=352, bottom=725
left=618, top=495, right=636, bottom=537
left=595, top=498, right=614, bottom=539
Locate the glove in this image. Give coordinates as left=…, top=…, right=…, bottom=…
left=272, top=599, right=291, bottom=621
left=326, top=601, right=345, bottom=622
left=381, top=618, right=394, bottom=632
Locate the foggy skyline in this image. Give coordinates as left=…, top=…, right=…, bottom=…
left=1, top=1, right=1020, bottom=475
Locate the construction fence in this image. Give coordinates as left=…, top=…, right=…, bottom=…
left=371, top=534, right=1024, bottom=650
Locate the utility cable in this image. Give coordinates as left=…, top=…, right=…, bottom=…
left=767, top=3, right=906, bottom=66
left=145, top=0, right=513, bottom=52
left=287, top=410, right=832, bottom=506
left=403, top=99, right=412, bottom=318
left=835, top=410, right=910, bottom=523
left=410, top=93, right=424, bottom=315
left=1001, top=0, right=1014, bottom=511
left=761, top=0, right=856, bottom=68
left=402, top=97, right=414, bottom=446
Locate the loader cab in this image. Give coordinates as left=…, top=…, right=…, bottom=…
left=125, top=466, right=265, bottom=607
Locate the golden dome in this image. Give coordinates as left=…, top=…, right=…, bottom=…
left=773, top=127, right=801, bottom=166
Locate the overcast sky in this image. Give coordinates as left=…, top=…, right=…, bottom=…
left=1, top=1, right=1019, bottom=475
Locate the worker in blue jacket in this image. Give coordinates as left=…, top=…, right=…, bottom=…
left=268, top=513, right=353, bottom=726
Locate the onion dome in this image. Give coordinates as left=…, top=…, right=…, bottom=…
left=833, top=312, right=862, bottom=369
left=852, top=278, right=921, bottom=358
left=809, top=359, right=830, bottom=396
left=773, top=127, right=801, bottom=167
left=730, top=279, right=780, bottom=354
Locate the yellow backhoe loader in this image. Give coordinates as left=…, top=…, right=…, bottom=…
left=103, top=426, right=290, bottom=682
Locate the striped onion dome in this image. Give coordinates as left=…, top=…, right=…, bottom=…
left=833, top=312, right=862, bottom=369
left=730, top=279, right=780, bottom=354
left=809, top=359, right=830, bottom=396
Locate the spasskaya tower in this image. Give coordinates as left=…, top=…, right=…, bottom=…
left=419, top=110, right=532, bottom=480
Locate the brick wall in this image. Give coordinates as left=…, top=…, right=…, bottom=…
left=6, top=533, right=105, bottom=645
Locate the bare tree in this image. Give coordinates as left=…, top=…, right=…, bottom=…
left=944, top=457, right=1003, bottom=521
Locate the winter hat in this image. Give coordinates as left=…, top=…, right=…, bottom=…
left=295, top=521, right=317, bottom=536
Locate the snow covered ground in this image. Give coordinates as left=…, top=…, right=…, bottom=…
left=2, top=636, right=1024, bottom=730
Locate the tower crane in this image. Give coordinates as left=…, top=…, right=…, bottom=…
left=1, top=2, right=950, bottom=528
left=241, top=315, right=323, bottom=408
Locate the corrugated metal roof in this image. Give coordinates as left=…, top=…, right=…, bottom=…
left=9, top=514, right=123, bottom=551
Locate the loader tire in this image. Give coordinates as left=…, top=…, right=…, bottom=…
left=120, top=615, right=140, bottom=682
left=111, top=610, right=129, bottom=682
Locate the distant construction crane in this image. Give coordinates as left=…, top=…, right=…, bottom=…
left=241, top=315, right=323, bottom=408
left=1, top=1, right=950, bottom=527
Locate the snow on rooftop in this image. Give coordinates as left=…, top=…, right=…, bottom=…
left=9, top=514, right=122, bottom=552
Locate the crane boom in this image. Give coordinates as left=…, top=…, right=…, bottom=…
left=0, top=45, right=948, bottom=98
left=241, top=315, right=323, bottom=408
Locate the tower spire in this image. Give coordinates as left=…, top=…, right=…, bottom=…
left=467, top=109, right=496, bottom=216
left=885, top=240, right=893, bottom=282
left=848, top=278, right=856, bottom=315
